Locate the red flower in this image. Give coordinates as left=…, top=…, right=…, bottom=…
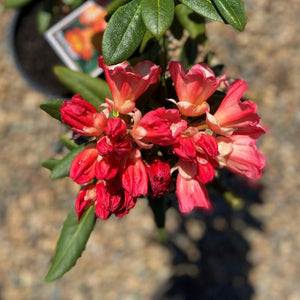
left=95, top=180, right=121, bottom=219
left=121, top=148, right=148, bottom=198
left=98, top=57, right=161, bottom=114
left=95, top=180, right=137, bottom=220
left=173, top=133, right=219, bottom=183
left=60, top=94, right=107, bottom=136
left=70, top=144, right=98, bottom=184
left=168, top=61, right=225, bottom=117
left=131, top=108, right=187, bottom=147
left=146, top=159, right=173, bottom=198
left=95, top=118, right=148, bottom=207
left=75, top=183, right=97, bottom=220
left=206, top=80, right=260, bottom=136
left=96, top=118, right=133, bottom=180
left=71, top=117, right=149, bottom=220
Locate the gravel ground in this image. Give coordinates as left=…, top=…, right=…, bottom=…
left=0, top=0, right=299, bottom=299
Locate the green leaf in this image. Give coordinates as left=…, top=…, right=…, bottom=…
left=175, top=4, right=206, bottom=40
left=141, top=0, right=174, bottom=38
left=50, top=145, right=84, bottom=180
left=61, top=0, right=84, bottom=9
left=105, top=0, right=131, bottom=21
left=45, top=206, right=96, bottom=281
left=54, top=66, right=111, bottom=109
left=179, top=0, right=223, bottom=22
left=3, top=0, right=32, bottom=8
left=37, top=10, right=52, bottom=33
left=36, top=1, right=52, bottom=33
left=102, top=0, right=146, bottom=65
left=59, top=136, right=79, bottom=151
left=42, top=159, right=60, bottom=171
left=40, top=99, right=64, bottom=121
left=212, top=0, right=247, bottom=31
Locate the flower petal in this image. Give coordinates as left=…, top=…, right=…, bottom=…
left=176, top=174, right=211, bottom=213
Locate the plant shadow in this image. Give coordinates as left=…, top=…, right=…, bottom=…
left=152, top=170, right=264, bottom=300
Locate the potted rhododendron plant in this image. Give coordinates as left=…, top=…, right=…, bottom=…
left=40, top=0, right=266, bottom=281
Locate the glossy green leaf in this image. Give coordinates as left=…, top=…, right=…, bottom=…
left=45, top=206, right=96, bottom=282
left=212, top=0, right=247, bottom=31
left=102, top=0, right=146, bottom=65
left=54, top=66, right=111, bottom=109
left=179, top=0, right=223, bottom=22
left=3, top=0, right=32, bottom=8
left=175, top=4, right=206, bottom=40
left=141, top=0, right=174, bottom=38
left=40, top=99, right=64, bottom=121
left=50, top=145, right=84, bottom=180
left=105, top=0, right=131, bottom=21
left=42, top=159, right=60, bottom=171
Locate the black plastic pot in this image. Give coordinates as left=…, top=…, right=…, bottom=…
left=10, top=1, right=72, bottom=98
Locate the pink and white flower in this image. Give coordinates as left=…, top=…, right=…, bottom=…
left=206, top=80, right=260, bottom=136
left=216, top=126, right=266, bottom=178
left=99, top=57, right=161, bottom=114
left=176, top=173, right=211, bottom=213
left=172, top=132, right=219, bottom=213
left=168, top=61, right=225, bottom=117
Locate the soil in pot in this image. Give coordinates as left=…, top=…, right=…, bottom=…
left=12, top=1, right=75, bottom=98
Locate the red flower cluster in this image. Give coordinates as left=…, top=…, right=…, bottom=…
left=60, top=58, right=265, bottom=220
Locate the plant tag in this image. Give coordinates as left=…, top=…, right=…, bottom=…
left=44, top=0, right=110, bottom=77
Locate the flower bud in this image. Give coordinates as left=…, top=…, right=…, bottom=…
left=75, top=183, right=97, bottom=220
left=70, top=144, right=98, bottom=184
left=146, top=159, right=173, bottom=198
left=60, top=94, right=107, bottom=136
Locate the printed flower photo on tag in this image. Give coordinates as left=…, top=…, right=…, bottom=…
left=45, top=1, right=110, bottom=76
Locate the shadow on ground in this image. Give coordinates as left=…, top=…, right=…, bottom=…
left=153, top=170, right=264, bottom=300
